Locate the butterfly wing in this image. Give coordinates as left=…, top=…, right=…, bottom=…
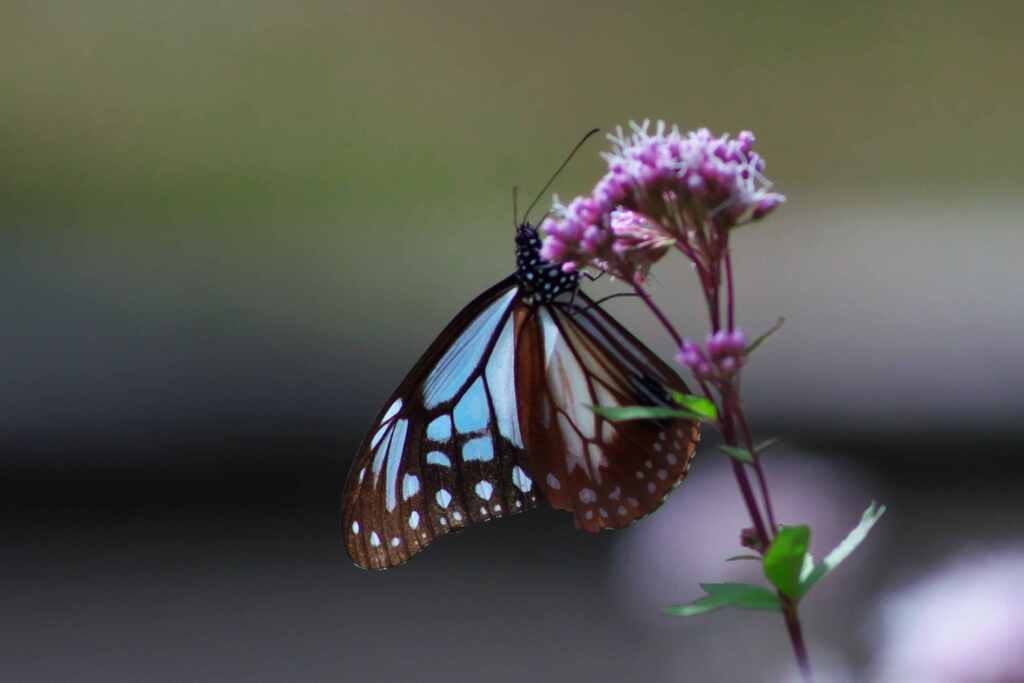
left=514, top=291, right=699, bottom=531
left=343, top=276, right=542, bottom=570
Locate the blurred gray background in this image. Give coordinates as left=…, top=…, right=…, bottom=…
left=2, top=2, right=1022, bottom=681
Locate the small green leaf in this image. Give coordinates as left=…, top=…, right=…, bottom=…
left=664, top=595, right=728, bottom=616
left=719, top=445, right=754, bottom=464
left=746, top=317, right=786, bottom=354
left=725, top=554, right=762, bottom=562
left=665, top=582, right=781, bottom=616
left=754, top=437, right=780, bottom=454
left=799, top=501, right=886, bottom=597
left=588, top=405, right=706, bottom=423
left=763, top=525, right=811, bottom=599
left=669, top=391, right=718, bottom=420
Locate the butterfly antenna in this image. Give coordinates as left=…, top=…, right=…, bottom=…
left=521, top=127, right=600, bottom=227
left=512, top=186, right=519, bottom=230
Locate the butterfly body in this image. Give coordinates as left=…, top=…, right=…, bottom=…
left=343, top=225, right=698, bottom=570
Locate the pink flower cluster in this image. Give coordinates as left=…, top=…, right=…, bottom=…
left=676, top=329, right=747, bottom=383
left=540, top=120, right=785, bottom=283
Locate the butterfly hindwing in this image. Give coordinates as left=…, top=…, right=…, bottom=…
left=514, top=291, right=699, bottom=532
left=343, top=277, right=543, bottom=570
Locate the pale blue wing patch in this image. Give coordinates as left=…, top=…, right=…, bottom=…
left=383, top=418, right=409, bottom=512
left=422, top=288, right=517, bottom=409
left=462, top=436, right=494, bottom=462
left=485, top=317, right=524, bottom=448
left=426, top=451, right=451, bottom=467
left=426, top=415, right=452, bottom=442
left=453, top=377, right=489, bottom=433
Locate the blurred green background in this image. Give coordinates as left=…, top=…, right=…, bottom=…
left=3, top=2, right=1022, bottom=681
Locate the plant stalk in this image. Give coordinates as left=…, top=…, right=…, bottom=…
left=632, top=280, right=812, bottom=683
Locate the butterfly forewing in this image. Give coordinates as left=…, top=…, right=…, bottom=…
left=343, top=277, right=543, bottom=570
left=514, top=291, right=699, bottom=532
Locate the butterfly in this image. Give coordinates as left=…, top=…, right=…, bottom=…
left=342, top=142, right=700, bottom=570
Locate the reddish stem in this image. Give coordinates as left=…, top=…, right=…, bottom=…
left=732, top=392, right=778, bottom=533
left=645, top=229, right=812, bottom=683
left=724, top=237, right=735, bottom=332
left=783, top=596, right=814, bottom=682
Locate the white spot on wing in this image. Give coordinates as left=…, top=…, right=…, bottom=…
left=546, top=473, right=561, bottom=490
left=351, top=521, right=360, bottom=534
left=474, top=480, right=494, bottom=501
left=512, top=466, right=532, bottom=493
left=391, top=537, right=400, bottom=547
left=370, top=532, right=381, bottom=547
left=408, top=511, right=420, bottom=529
left=579, top=488, right=596, bottom=503
left=435, top=489, right=452, bottom=509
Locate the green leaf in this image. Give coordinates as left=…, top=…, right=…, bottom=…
left=746, top=317, right=786, bottom=354
left=668, top=391, right=718, bottom=420
left=665, top=582, right=781, bottom=616
left=719, top=445, right=754, bottom=464
left=763, top=525, right=811, bottom=599
left=799, top=501, right=886, bottom=597
left=588, top=405, right=706, bottom=423
left=725, top=554, right=762, bottom=562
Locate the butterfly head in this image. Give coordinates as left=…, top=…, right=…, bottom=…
left=515, top=224, right=580, bottom=304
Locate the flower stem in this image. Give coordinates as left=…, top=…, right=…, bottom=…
left=724, top=238, right=735, bottom=332
left=631, top=284, right=769, bottom=545
left=718, top=395, right=771, bottom=545
left=633, top=272, right=811, bottom=683
left=732, top=393, right=778, bottom=532
left=782, top=596, right=814, bottom=682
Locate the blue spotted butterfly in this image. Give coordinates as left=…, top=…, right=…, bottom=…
left=343, top=153, right=700, bottom=570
